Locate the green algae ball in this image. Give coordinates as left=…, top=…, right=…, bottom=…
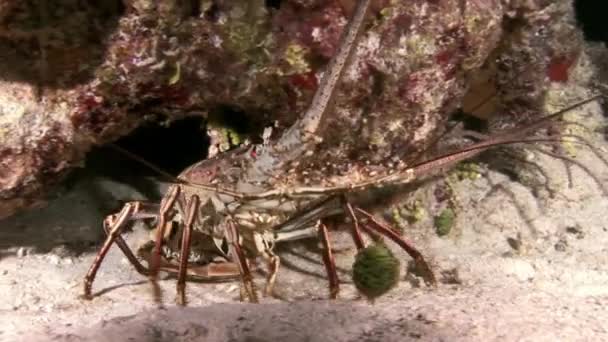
left=352, top=244, right=401, bottom=300
left=434, top=208, right=455, bottom=236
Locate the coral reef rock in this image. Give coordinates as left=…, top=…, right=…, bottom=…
left=0, top=0, right=582, bottom=219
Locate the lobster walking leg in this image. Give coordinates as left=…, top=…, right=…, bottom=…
left=227, top=221, right=259, bottom=303
left=83, top=203, right=136, bottom=299
left=149, top=185, right=181, bottom=303
left=263, top=253, right=280, bottom=297
left=84, top=200, right=192, bottom=299
left=354, top=207, right=437, bottom=286
left=107, top=202, right=160, bottom=276
left=342, top=197, right=365, bottom=250
left=318, top=221, right=340, bottom=299
left=176, top=194, right=200, bottom=306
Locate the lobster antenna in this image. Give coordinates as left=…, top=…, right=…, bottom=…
left=108, top=92, right=604, bottom=200
left=239, top=0, right=372, bottom=184
left=244, top=137, right=588, bottom=199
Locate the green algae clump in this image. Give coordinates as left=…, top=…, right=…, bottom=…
left=352, top=244, right=401, bottom=301
left=434, top=208, right=455, bottom=236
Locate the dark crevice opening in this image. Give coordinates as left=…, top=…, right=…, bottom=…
left=188, top=0, right=202, bottom=18
left=204, top=2, right=220, bottom=22
left=82, top=115, right=210, bottom=201
left=265, top=0, right=282, bottom=10
left=84, top=105, right=258, bottom=186
left=114, top=117, right=210, bottom=175
left=575, top=1, right=608, bottom=44
left=76, top=116, right=210, bottom=206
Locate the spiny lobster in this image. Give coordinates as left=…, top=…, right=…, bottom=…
left=83, top=0, right=607, bottom=305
